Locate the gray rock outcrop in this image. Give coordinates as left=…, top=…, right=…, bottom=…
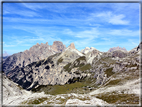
left=3, top=41, right=66, bottom=74
left=5, top=43, right=87, bottom=90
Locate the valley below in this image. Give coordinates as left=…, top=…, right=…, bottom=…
left=1, top=41, right=141, bottom=106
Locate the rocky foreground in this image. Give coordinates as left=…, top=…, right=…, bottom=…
left=2, top=41, right=141, bottom=106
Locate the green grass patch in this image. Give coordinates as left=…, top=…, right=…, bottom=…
left=104, top=68, right=114, bottom=77
left=95, top=93, right=139, bottom=104
left=79, top=64, right=92, bottom=71
left=32, top=82, right=86, bottom=95
left=63, top=56, right=90, bottom=73
left=32, top=77, right=98, bottom=95
left=105, top=79, right=122, bottom=86
left=57, top=57, right=63, bottom=65
left=63, top=63, right=72, bottom=72
left=76, top=56, right=86, bottom=62
left=72, top=56, right=86, bottom=68
left=21, top=97, right=48, bottom=104
left=125, top=63, right=139, bottom=68
left=124, top=75, right=139, bottom=80
left=93, top=57, right=116, bottom=68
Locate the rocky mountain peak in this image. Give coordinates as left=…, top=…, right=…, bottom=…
left=45, top=42, right=48, bottom=45
left=3, top=41, right=66, bottom=74
left=36, top=43, right=40, bottom=45
left=81, top=47, right=97, bottom=54
left=108, top=46, right=127, bottom=52
left=51, top=41, right=66, bottom=52
left=68, top=43, right=75, bottom=49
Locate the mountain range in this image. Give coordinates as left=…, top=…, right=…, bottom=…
left=2, top=41, right=141, bottom=105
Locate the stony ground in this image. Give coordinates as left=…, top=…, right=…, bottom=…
left=2, top=72, right=140, bottom=106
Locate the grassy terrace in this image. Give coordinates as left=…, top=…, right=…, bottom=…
left=95, top=92, right=139, bottom=104
left=63, top=56, right=92, bottom=73
left=63, top=62, right=72, bottom=72
left=57, top=57, right=63, bottom=65
left=21, top=97, right=48, bottom=104
left=32, top=77, right=98, bottom=95
left=79, top=64, right=92, bottom=71
left=104, top=67, right=114, bottom=77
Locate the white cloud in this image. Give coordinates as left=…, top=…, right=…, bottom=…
left=22, top=3, right=45, bottom=11
left=3, top=43, right=16, bottom=47
left=108, top=29, right=139, bottom=37
left=3, top=3, right=41, bottom=17
left=63, top=29, right=74, bottom=35
left=128, top=39, right=139, bottom=45
left=63, top=28, right=99, bottom=40
left=109, top=14, right=129, bottom=25
left=4, top=10, right=40, bottom=17
left=75, top=28, right=99, bottom=39
left=95, top=11, right=129, bottom=25
left=62, top=28, right=100, bottom=50
left=101, top=38, right=110, bottom=41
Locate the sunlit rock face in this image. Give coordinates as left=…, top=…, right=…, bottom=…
left=68, top=43, right=75, bottom=49
left=51, top=41, right=66, bottom=52
left=3, top=42, right=87, bottom=90
left=3, top=41, right=66, bottom=74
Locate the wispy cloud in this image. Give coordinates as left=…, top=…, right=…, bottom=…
left=94, top=11, right=129, bottom=25
left=4, top=10, right=40, bottom=17
left=128, top=39, right=140, bottom=45
left=75, top=28, right=99, bottom=39
left=3, top=3, right=40, bottom=17
left=108, top=29, right=139, bottom=37
left=108, top=14, right=129, bottom=25
left=3, top=3, right=139, bottom=54
left=63, top=28, right=99, bottom=40
left=22, top=3, right=46, bottom=11
left=3, top=42, right=16, bottom=47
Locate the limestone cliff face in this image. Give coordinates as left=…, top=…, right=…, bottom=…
left=3, top=41, right=66, bottom=74
left=68, top=43, right=75, bottom=49
left=5, top=43, right=86, bottom=90
left=51, top=41, right=66, bottom=52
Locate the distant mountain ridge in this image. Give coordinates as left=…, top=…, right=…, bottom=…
left=108, top=46, right=127, bottom=52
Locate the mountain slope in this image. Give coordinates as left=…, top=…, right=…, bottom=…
left=5, top=43, right=87, bottom=90
left=2, top=41, right=141, bottom=105
left=3, top=41, right=66, bottom=74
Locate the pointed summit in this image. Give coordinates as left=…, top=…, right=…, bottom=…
left=68, top=43, right=75, bottom=49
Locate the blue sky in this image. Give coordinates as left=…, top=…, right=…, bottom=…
left=3, top=2, right=140, bottom=55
